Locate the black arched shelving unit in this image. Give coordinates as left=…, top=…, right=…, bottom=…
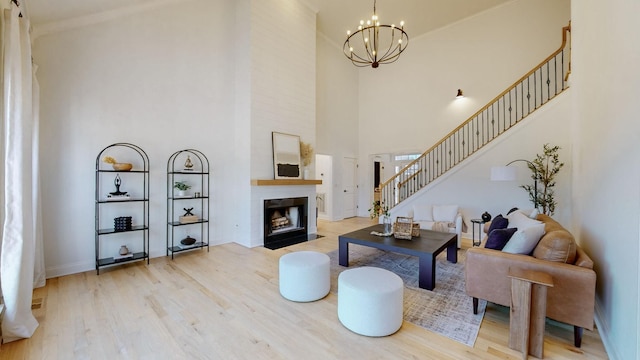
left=166, top=149, right=210, bottom=258
left=95, top=143, right=150, bottom=274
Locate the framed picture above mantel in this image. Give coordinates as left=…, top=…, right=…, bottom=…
left=272, top=132, right=301, bottom=179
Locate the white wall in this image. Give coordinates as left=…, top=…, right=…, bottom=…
left=249, top=0, right=316, bottom=179
left=390, top=91, right=574, bottom=236
left=315, top=154, right=332, bottom=220
left=247, top=0, right=317, bottom=247
left=571, top=1, right=640, bottom=359
left=356, top=0, right=571, bottom=216
left=34, top=0, right=237, bottom=276
left=315, top=32, right=359, bottom=220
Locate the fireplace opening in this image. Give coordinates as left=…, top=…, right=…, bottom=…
left=264, top=197, right=312, bottom=250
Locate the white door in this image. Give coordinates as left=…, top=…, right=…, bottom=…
left=342, top=157, right=357, bottom=218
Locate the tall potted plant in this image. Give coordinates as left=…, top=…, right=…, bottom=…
left=521, top=144, right=564, bottom=215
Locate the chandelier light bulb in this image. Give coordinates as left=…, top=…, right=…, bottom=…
left=358, top=25, right=362, bottom=30
left=367, top=20, right=371, bottom=25
left=360, top=20, right=364, bottom=25
left=350, top=47, right=354, bottom=52
left=364, top=38, right=369, bottom=43
left=347, top=30, right=351, bottom=35
left=391, top=24, right=395, bottom=28
left=400, top=21, right=405, bottom=27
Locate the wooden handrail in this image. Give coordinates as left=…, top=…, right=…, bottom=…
left=397, top=171, right=419, bottom=188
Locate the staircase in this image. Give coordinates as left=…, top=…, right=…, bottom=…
left=379, top=23, right=572, bottom=211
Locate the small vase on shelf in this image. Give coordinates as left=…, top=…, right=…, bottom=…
left=303, top=168, right=310, bottom=180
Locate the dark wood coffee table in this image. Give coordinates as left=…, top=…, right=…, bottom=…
left=338, top=224, right=458, bottom=290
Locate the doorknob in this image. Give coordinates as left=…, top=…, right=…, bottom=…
left=344, top=190, right=347, bottom=192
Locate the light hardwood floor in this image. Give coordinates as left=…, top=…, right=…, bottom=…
left=1, top=217, right=608, bottom=359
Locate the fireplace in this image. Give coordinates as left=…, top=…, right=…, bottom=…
left=264, top=197, right=309, bottom=249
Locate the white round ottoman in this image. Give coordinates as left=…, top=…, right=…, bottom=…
left=338, top=266, right=404, bottom=337
left=279, top=251, right=330, bottom=302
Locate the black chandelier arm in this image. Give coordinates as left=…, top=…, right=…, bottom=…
left=343, top=25, right=408, bottom=67
left=344, top=41, right=373, bottom=64
left=377, top=27, right=407, bottom=63
left=362, top=27, right=375, bottom=62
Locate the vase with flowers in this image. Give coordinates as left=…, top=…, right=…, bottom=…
left=368, top=200, right=391, bottom=233
left=300, top=141, right=314, bottom=179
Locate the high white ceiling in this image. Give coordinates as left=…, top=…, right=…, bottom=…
left=25, top=0, right=510, bottom=45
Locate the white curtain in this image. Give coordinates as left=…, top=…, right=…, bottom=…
left=1, top=5, right=45, bottom=342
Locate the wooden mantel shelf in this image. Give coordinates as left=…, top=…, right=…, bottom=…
left=251, top=179, right=322, bottom=186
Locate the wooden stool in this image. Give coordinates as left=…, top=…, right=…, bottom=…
left=508, top=268, right=554, bottom=359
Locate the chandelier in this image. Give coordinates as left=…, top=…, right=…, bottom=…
left=343, top=0, right=409, bottom=68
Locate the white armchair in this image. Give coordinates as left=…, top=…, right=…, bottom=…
left=407, top=204, right=463, bottom=247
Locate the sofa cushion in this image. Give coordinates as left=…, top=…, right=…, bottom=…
left=486, top=214, right=508, bottom=234
left=507, top=210, right=542, bottom=231
left=502, top=223, right=546, bottom=254
left=537, top=214, right=564, bottom=232
left=432, top=205, right=459, bottom=222
left=533, top=229, right=577, bottom=264
left=412, top=204, right=433, bottom=221
left=485, top=227, right=517, bottom=250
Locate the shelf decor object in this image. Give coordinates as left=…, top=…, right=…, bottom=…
left=167, top=149, right=210, bottom=258
left=102, top=155, right=133, bottom=171
left=95, top=143, right=150, bottom=274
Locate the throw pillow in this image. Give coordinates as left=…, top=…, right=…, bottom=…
left=502, top=223, right=546, bottom=254
left=412, top=204, right=433, bottom=221
left=485, top=227, right=518, bottom=250
left=515, top=208, right=539, bottom=219
left=432, top=205, right=459, bottom=222
left=487, top=214, right=509, bottom=234
left=507, top=210, right=542, bottom=231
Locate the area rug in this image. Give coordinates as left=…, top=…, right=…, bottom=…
left=327, top=246, right=487, bottom=347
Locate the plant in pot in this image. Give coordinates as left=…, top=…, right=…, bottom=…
left=174, top=181, right=192, bottom=197
left=521, top=143, right=565, bottom=215
left=368, top=200, right=391, bottom=233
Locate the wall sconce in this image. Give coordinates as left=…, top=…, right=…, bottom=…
left=456, top=89, right=464, bottom=98
left=491, top=159, right=538, bottom=208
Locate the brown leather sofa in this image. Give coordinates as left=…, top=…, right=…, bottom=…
left=465, top=214, right=596, bottom=347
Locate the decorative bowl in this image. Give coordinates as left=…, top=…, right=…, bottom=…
left=180, top=236, right=196, bottom=245
left=112, top=163, right=133, bottom=171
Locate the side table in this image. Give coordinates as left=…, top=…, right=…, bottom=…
left=508, top=267, right=554, bottom=359
left=470, top=219, right=485, bottom=247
